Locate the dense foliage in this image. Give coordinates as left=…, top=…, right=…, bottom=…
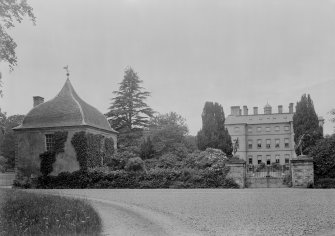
left=308, top=136, right=335, bottom=180
left=148, top=112, right=189, bottom=156
left=0, top=0, right=36, bottom=71
left=71, top=131, right=89, bottom=171
left=140, top=136, right=155, bottom=159
left=87, top=133, right=104, bottom=167
left=39, top=131, right=68, bottom=176
left=293, top=94, right=323, bottom=155
left=107, top=67, right=154, bottom=131
left=72, top=131, right=115, bottom=171
left=314, top=178, right=335, bottom=188
left=53, top=131, right=68, bottom=154
left=197, top=102, right=232, bottom=155
left=36, top=168, right=239, bottom=189
left=39, top=151, right=56, bottom=177
left=0, top=114, right=25, bottom=169
left=0, top=189, right=101, bottom=235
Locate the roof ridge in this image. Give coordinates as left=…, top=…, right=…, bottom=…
left=67, top=79, right=86, bottom=125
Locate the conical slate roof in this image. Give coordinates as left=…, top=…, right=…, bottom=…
left=15, top=79, right=116, bottom=133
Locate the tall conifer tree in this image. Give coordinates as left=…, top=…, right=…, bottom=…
left=293, top=94, right=323, bottom=155
left=107, top=67, right=154, bottom=150
left=107, top=67, right=154, bottom=131
left=197, top=102, right=232, bottom=155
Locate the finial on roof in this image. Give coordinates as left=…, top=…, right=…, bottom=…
left=63, top=65, right=70, bottom=79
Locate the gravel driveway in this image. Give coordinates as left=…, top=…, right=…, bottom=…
left=28, top=188, right=335, bottom=236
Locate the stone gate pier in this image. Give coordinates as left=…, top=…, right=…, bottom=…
left=226, top=159, right=246, bottom=188
left=291, top=155, right=314, bottom=188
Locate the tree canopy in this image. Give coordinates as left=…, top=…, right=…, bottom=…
left=148, top=112, right=189, bottom=156
left=107, top=67, right=154, bottom=131
left=197, top=102, right=232, bottom=155
left=309, top=136, right=335, bottom=180
left=0, top=114, right=25, bottom=169
left=0, top=0, right=36, bottom=70
left=293, top=94, right=323, bottom=155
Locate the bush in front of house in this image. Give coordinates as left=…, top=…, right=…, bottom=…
left=0, top=189, right=102, bottom=236
left=314, top=178, right=335, bottom=188
left=124, top=157, right=146, bottom=172
left=36, top=166, right=239, bottom=189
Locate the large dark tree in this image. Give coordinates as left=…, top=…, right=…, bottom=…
left=107, top=67, right=154, bottom=131
left=107, top=67, right=154, bottom=150
left=293, top=94, right=323, bottom=155
left=197, top=102, right=232, bottom=155
left=1, top=114, right=25, bottom=168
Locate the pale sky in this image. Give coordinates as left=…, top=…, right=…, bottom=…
left=0, top=0, right=335, bottom=135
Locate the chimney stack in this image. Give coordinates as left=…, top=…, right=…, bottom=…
left=278, top=105, right=283, bottom=114
left=289, top=103, right=294, bottom=113
left=253, top=107, right=258, bottom=115
left=33, top=96, right=44, bottom=107
left=243, top=105, right=248, bottom=115
left=230, top=106, right=241, bottom=116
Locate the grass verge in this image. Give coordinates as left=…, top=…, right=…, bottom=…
left=0, top=189, right=102, bottom=236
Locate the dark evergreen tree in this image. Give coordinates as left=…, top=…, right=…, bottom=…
left=293, top=94, right=323, bottom=155
left=107, top=67, right=154, bottom=131
left=197, top=102, right=232, bottom=155
left=107, top=67, right=154, bottom=150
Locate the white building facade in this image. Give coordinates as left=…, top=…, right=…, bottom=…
left=226, top=103, right=296, bottom=165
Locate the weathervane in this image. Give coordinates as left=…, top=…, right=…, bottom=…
left=63, top=65, right=70, bottom=79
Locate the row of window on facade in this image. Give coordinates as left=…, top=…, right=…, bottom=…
left=248, top=138, right=290, bottom=149
left=248, top=154, right=291, bottom=165
left=234, top=125, right=290, bottom=133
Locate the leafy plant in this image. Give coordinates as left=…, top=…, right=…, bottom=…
left=71, top=131, right=88, bottom=171
left=39, top=151, right=56, bottom=177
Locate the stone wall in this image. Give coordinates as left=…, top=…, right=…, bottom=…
left=291, top=155, right=314, bottom=188
left=226, top=162, right=246, bottom=188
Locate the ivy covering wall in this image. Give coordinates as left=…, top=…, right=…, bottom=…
left=40, top=131, right=68, bottom=177
left=71, top=131, right=115, bottom=171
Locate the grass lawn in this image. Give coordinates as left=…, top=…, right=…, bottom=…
left=0, top=189, right=102, bottom=236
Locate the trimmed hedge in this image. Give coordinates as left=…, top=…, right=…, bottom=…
left=36, top=168, right=239, bottom=189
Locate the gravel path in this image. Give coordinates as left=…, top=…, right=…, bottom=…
left=27, top=189, right=335, bottom=236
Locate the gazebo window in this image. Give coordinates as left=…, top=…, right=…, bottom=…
left=45, top=134, right=55, bottom=151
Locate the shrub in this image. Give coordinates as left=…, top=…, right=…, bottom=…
left=106, top=151, right=137, bottom=170
left=256, top=162, right=266, bottom=172
left=157, top=153, right=180, bottom=169
left=104, top=137, right=115, bottom=159
left=71, top=131, right=88, bottom=171
left=36, top=166, right=238, bottom=189
left=314, top=178, right=335, bottom=188
left=283, top=172, right=292, bottom=187
left=39, top=131, right=68, bottom=177
left=125, top=157, right=146, bottom=172
left=39, top=151, right=56, bottom=177
left=309, top=136, right=335, bottom=179
left=271, top=163, right=282, bottom=171
left=140, top=137, right=155, bottom=159
left=0, top=156, right=7, bottom=171
left=54, top=131, right=68, bottom=154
